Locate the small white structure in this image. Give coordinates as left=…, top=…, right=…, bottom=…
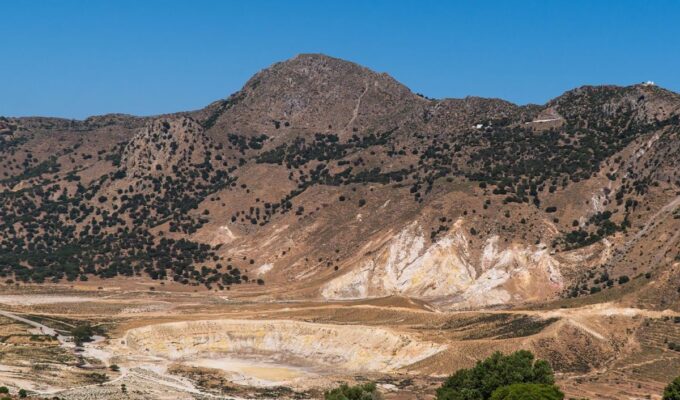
left=642, top=81, right=656, bottom=86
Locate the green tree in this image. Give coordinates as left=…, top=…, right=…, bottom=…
left=0, top=387, right=7, bottom=394
left=664, top=376, right=680, bottom=400
left=490, top=383, right=564, bottom=400
left=436, top=351, right=557, bottom=400
left=19, top=388, right=28, bottom=398
left=71, top=324, right=95, bottom=345
left=324, top=382, right=382, bottom=400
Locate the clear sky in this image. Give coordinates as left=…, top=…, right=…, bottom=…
left=2, top=0, right=679, bottom=119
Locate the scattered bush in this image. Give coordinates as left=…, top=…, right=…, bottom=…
left=324, top=382, right=382, bottom=400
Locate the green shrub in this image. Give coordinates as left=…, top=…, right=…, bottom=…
left=324, top=382, right=382, bottom=400
left=436, top=350, right=556, bottom=400
left=664, top=376, right=680, bottom=400
left=71, top=324, right=95, bottom=345
left=490, top=383, right=564, bottom=400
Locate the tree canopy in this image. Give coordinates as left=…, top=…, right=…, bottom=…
left=436, top=350, right=557, bottom=400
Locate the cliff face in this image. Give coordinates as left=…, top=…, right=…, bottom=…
left=320, top=221, right=571, bottom=309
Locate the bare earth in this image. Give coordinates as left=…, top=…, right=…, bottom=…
left=0, top=285, right=678, bottom=400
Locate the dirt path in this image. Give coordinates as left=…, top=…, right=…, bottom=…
left=0, top=307, right=239, bottom=398
left=0, top=309, right=63, bottom=339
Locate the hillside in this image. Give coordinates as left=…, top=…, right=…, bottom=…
left=1, top=54, right=679, bottom=311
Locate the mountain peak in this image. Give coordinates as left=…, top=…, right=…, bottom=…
left=202, top=54, right=424, bottom=138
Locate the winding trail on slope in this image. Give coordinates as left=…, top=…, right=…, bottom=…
left=0, top=309, right=64, bottom=340
left=345, top=82, right=369, bottom=132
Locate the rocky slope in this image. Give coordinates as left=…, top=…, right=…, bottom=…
left=1, top=54, right=678, bottom=310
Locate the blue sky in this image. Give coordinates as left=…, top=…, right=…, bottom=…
left=2, top=0, right=679, bottom=119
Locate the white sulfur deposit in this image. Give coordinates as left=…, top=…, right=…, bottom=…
left=322, top=220, right=568, bottom=308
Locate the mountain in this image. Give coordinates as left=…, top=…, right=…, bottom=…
left=1, top=54, right=679, bottom=311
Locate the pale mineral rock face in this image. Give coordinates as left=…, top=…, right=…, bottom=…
left=321, top=220, right=570, bottom=308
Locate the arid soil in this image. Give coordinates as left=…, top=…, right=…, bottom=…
left=1, top=285, right=678, bottom=399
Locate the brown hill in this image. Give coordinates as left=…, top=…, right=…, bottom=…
left=0, top=55, right=678, bottom=311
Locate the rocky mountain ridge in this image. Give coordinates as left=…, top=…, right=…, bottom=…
left=1, top=54, right=678, bottom=310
